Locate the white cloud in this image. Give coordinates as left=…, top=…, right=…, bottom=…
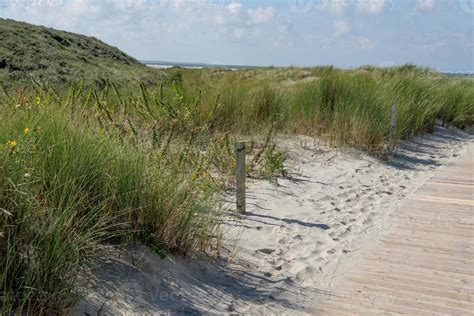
left=319, top=0, right=392, bottom=36
left=233, top=27, right=245, bottom=40
left=318, top=0, right=349, bottom=16
left=415, top=0, right=434, bottom=12
left=248, top=7, right=276, bottom=25
left=358, top=36, right=376, bottom=49
left=356, top=0, right=387, bottom=15
left=334, top=19, right=351, bottom=36
left=227, top=2, right=242, bottom=15
left=319, top=0, right=391, bottom=16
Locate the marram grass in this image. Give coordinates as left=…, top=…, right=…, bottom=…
left=0, top=102, right=221, bottom=313
left=1, top=65, right=473, bottom=313
left=0, top=78, right=286, bottom=314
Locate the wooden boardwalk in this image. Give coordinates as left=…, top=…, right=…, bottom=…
left=316, top=153, right=474, bottom=315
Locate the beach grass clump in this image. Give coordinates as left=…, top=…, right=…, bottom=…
left=247, top=84, right=285, bottom=125
left=287, top=69, right=473, bottom=153
left=383, top=75, right=439, bottom=139
left=161, top=66, right=472, bottom=155
left=437, top=80, right=474, bottom=129
left=291, top=71, right=389, bottom=151
left=0, top=98, right=220, bottom=314
left=197, top=81, right=285, bottom=132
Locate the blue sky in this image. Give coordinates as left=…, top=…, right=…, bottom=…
left=1, top=0, right=473, bottom=72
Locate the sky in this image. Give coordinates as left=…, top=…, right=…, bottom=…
left=1, top=0, right=473, bottom=72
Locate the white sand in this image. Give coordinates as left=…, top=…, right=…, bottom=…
left=73, top=125, right=473, bottom=315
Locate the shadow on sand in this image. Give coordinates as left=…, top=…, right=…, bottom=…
left=74, top=244, right=326, bottom=315
left=386, top=126, right=472, bottom=170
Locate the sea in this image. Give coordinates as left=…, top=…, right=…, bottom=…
left=142, top=61, right=474, bottom=77
left=142, top=60, right=255, bottom=70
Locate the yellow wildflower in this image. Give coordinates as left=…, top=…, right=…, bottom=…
left=7, top=140, right=17, bottom=148
left=35, top=96, right=41, bottom=105
left=24, top=128, right=30, bottom=135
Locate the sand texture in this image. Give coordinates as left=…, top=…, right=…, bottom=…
left=73, top=125, right=473, bottom=315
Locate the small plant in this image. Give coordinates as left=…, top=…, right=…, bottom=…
left=262, top=144, right=286, bottom=177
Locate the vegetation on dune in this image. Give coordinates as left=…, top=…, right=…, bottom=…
left=0, top=18, right=164, bottom=86
left=0, top=79, right=285, bottom=314
left=0, top=65, right=473, bottom=313
left=165, top=65, right=473, bottom=153
left=0, top=19, right=473, bottom=315
left=1, top=66, right=473, bottom=313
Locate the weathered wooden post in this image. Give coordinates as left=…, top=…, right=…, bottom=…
left=236, top=142, right=246, bottom=214
left=391, top=104, right=398, bottom=152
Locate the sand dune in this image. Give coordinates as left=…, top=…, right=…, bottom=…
left=73, top=125, right=473, bottom=315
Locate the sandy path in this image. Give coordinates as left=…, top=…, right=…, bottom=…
left=73, top=126, right=473, bottom=315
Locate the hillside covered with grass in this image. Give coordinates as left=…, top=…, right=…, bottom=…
left=0, top=18, right=163, bottom=86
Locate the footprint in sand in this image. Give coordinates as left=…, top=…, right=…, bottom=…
left=321, top=194, right=337, bottom=202
left=338, top=230, right=349, bottom=238
left=257, top=248, right=276, bottom=255
left=363, top=217, right=374, bottom=225
left=295, top=266, right=317, bottom=283
left=292, top=234, right=303, bottom=241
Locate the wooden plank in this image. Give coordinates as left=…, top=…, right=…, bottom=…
left=413, top=195, right=474, bottom=206
left=317, top=152, right=474, bottom=314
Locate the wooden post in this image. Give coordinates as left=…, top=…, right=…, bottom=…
left=236, top=142, right=246, bottom=214
left=391, top=104, right=398, bottom=151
